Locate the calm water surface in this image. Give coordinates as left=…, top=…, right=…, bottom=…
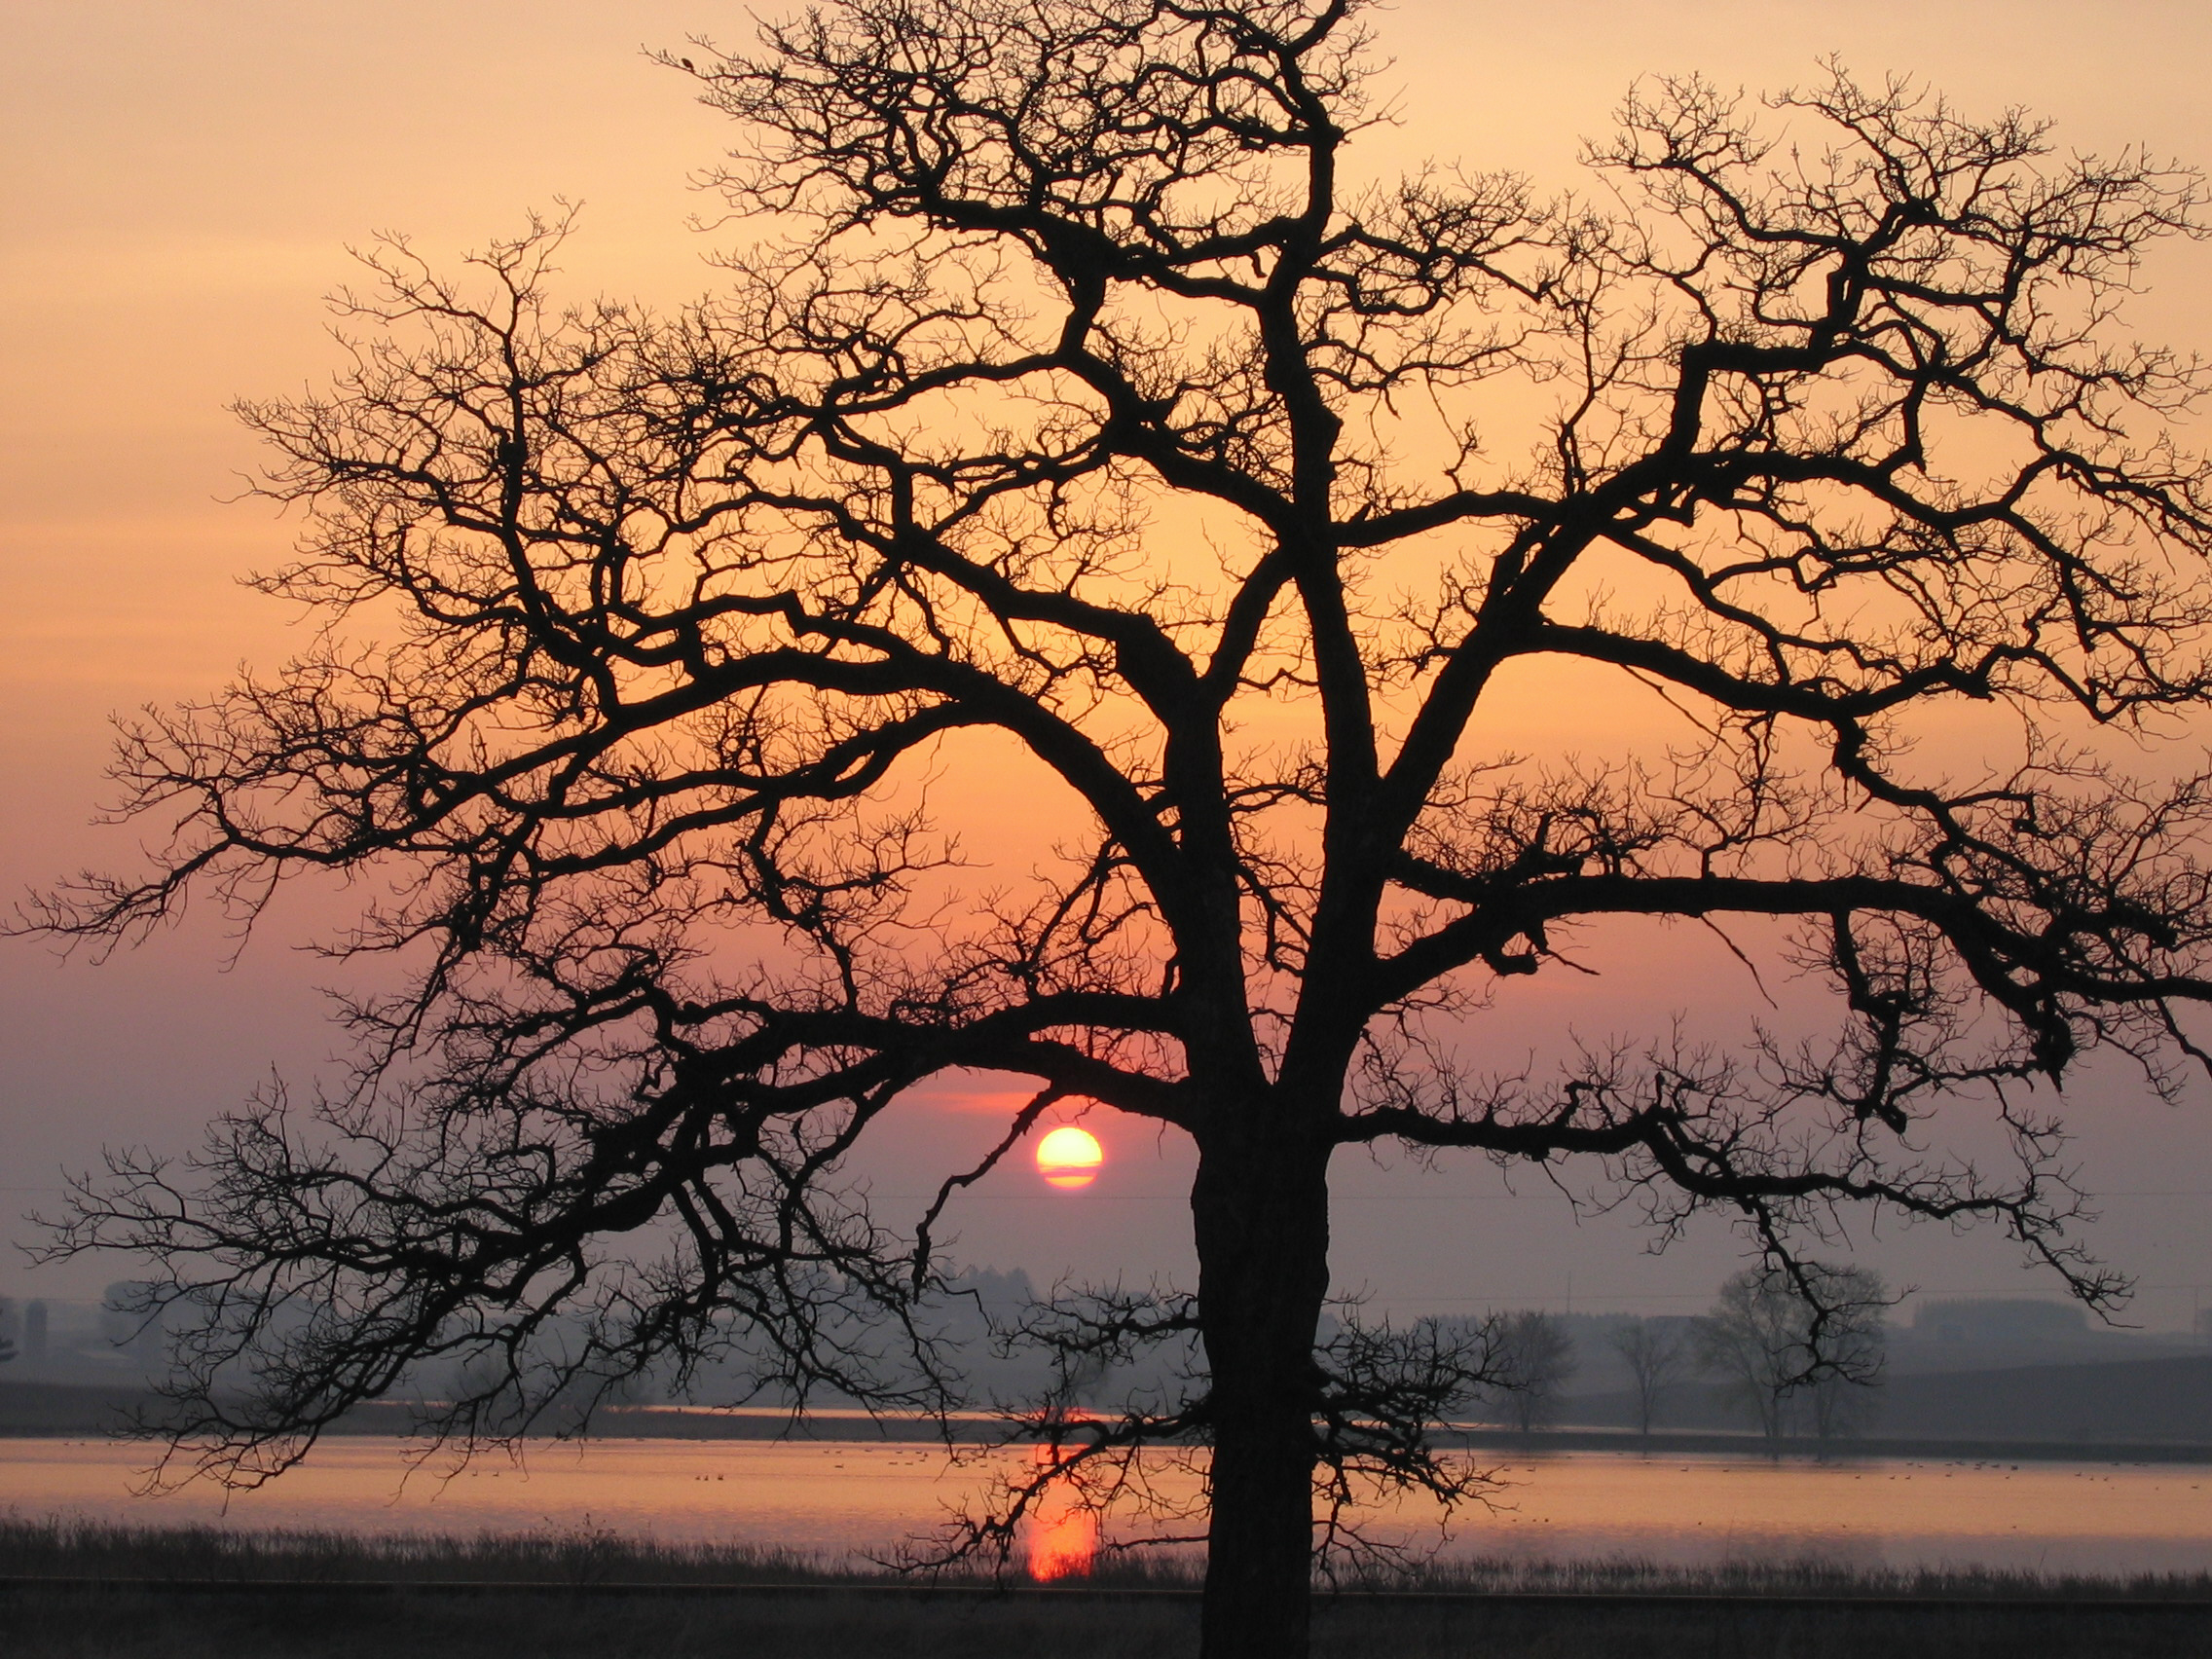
left=4, top=1438, right=2208, bottom=1576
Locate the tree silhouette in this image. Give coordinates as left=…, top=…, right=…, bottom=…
left=24, top=1, right=2212, bottom=1652
left=1607, top=1317, right=1691, bottom=1435
left=1695, top=1263, right=1887, bottom=1440
left=1487, top=1310, right=1577, bottom=1433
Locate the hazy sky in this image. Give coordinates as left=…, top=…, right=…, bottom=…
left=8, top=0, right=2212, bottom=1327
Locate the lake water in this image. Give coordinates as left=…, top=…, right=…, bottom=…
left=4, top=1437, right=2209, bottom=1578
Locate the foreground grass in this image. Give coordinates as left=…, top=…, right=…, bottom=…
left=0, top=1516, right=871, bottom=1589
left=5, top=1515, right=2209, bottom=1600
left=4, top=1520, right=2210, bottom=1658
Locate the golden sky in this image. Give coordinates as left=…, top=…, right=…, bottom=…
left=8, top=0, right=2212, bottom=1313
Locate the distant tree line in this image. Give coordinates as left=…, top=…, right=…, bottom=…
left=1467, top=1263, right=1890, bottom=1442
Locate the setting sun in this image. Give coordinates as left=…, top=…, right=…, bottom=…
left=1035, top=1125, right=1104, bottom=1191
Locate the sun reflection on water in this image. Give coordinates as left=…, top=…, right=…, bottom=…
left=1026, top=1501, right=1099, bottom=1580
left=1023, top=1439, right=1101, bottom=1580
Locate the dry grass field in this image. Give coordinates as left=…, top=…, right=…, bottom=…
left=5, top=1521, right=2210, bottom=1658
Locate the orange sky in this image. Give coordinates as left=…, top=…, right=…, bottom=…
left=8, top=0, right=2212, bottom=1318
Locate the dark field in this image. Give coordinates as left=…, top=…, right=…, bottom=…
left=5, top=1522, right=2211, bottom=1658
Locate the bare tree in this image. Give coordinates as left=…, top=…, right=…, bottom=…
left=1695, top=1268, right=1806, bottom=1439
left=1488, top=1310, right=1577, bottom=1433
left=20, top=0, right=2212, bottom=1651
left=1804, top=1279, right=1888, bottom=1443
left=1695, top=1264, right=1886, bottom=1441
left=1607, top=1317, right=1689, bottom=1435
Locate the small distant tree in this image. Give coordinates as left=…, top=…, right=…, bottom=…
left=1697, top=1269, right=1801, bottom=1438
left=1607, top=1317, right=1690, bottom=1435
left=1696, top=1265, right=1886, bottom=1441
left=1805, top=1324, right=1886, bottom=1443
left=1489, top=1310, right=1578, bottom=1433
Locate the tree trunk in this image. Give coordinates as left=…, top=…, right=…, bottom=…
left=1192, top=1126, right=1332, bottom=1659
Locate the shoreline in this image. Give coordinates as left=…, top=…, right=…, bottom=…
left=9, top=1577, right=2212, bottom=1608
left=6, top=1381, right=2209, bottom=1467
left=4, top=1515, right=2210, bottom=1598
